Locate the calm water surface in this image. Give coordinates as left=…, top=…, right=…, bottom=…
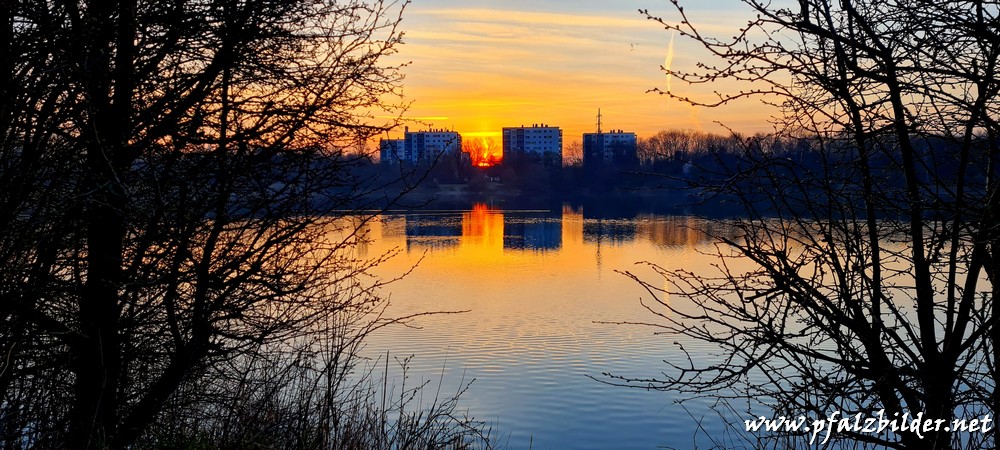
left=360, top=204, right=739, bottom=449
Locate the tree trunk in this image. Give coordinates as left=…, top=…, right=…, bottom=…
left=68, top=1, right=135, bottom=447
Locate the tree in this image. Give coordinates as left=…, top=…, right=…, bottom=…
left=0, top=1, right=489, bottom=449
left=617, top=1, right=1000, bottom=448
left=462, top=137, right=502, bottom=168
left=562, top=140, right=581, bottom=167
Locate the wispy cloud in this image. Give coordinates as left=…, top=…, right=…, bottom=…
left=386, top=2, right=774, bottom=138
left=664, top=31, right=675, bottom=92
left=376, top=115, right=450, bottom=121
left=412, top=8, right=646, bottom=30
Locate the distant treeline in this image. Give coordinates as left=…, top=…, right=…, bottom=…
left=362, top=129, right=990, bottom=211
left=637, top=129, right=991, bottom=217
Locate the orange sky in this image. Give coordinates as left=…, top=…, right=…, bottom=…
left=381, top=1, right=779, bottom=144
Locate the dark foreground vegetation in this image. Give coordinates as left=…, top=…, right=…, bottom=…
left=1, top=1, right=494, bottom=449
left=609, top=1, right=1000, bottom=449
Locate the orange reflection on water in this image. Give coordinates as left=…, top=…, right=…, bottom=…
left=637, top=215, right=708, bottom=249
left=561, top=204, right=584, bottom=249
left=461, top=203, right=505, bottom=253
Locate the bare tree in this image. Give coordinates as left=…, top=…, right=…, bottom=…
left=462, top=137, right=502, bottom=168
left=0, top=1, right=493, bottom=449
left=615, top=1, right=1000, bottom=448
left=564, top=140, right=583, bottom=167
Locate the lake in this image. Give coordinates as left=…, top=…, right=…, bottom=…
left=358, top=203, right=743, bottom=449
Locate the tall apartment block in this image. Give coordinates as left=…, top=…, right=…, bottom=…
left=502, top=124, right=563, bottom=166
left=583, top=130, right=638, bottom=166
left=582, top=110, right=638, bottom=168
left=380, top=127, right=462, bottom=165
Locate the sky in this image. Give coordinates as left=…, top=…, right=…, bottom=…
left=383, top=0, right=778, bottom=145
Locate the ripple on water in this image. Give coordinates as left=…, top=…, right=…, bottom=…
left=363, top=212, right=744, bottom=449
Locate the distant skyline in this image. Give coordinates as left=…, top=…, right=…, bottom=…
left=382, top=0, right=778, bottom=146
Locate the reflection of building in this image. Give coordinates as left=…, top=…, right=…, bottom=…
left=503, top=216, right=562, bottom=251
left=392, top=208, right=717, bottom=253
left=380, top=127, right=462, bottom=165
left=502, top=124, right=563, bottom=166
left=404, top=215, right=462, bottom=250
left=583, top=219, right=637, bottom=246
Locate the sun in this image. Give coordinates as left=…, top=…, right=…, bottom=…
left=462, top=135, right=503, bottom=167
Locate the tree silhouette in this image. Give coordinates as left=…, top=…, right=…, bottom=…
left=0, top=1, right=459, bottom=449
left=618, top=1, right=1000, bottom=448
left=463, top=137, right=502, bottom=168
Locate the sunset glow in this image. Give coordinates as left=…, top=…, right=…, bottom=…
left=463, top=136, right=503, bottom=167
left=385, top=1, right=777, bottom=145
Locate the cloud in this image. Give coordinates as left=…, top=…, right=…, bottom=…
left=376, top=115, right=450, bottom=121
left=412, top=8, right=646, bottom=30
left=386, top=3, right=777, bottom=138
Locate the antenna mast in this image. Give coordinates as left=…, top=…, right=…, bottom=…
left=597, top=108, right=603, bottom=134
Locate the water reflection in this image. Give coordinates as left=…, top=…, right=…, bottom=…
left=366, top=207, right=939, bottom=449
left=583, top=219, right=637, bottom=246
left=382, top=203, right=719, bottom=254
left=364, top=205, right=735, bottom=450
left=504, top=218, right=562, bottom=251
left=401, top=215, right=462, bottom=250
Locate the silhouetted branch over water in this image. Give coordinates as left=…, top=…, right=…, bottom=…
left=611, top=1, right=1000, bottom=448
left=0, top=1, right=492, bottom=449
